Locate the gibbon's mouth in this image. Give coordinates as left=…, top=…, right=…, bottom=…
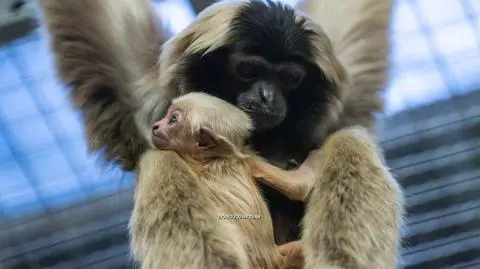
left=243, top=109, right=286, bottom=130
left=152, top=131, right=169, bottom=149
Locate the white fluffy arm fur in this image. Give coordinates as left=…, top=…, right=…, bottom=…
left=40, top=0, right=170, bottom=170
left=298, top=0, right=392, bottom=128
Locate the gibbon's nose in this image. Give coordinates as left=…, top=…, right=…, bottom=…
left=259, top=86, right=274, bottom=105
left=152, top=122, right=169, bottom=148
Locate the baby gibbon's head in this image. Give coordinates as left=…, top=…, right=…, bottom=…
left=152, top=92, right=253, bottom=158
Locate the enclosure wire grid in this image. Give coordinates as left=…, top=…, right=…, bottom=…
left=1, top=0, right=480, bottom=268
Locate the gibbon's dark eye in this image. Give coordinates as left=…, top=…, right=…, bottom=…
left=279, top=70, right=302, bottom=88
left=168, top=113, right=178, bottom=124
left=237, top=63, right=257, bottom=80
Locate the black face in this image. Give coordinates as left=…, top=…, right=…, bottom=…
left=181, top=1, right=334, bottom=147
left=229, top=51, right=305, bottom=130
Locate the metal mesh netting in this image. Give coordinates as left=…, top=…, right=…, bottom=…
left=0, top=0, right=480, bottom=268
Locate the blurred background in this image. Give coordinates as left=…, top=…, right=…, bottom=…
left=0, top=0, right=479, bottom=268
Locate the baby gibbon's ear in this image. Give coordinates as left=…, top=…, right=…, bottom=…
left=197, top=128, right=246, bottom=159
left=197, top=128, right=220, bottom=150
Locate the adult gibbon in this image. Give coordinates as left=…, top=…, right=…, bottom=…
left=40, top=0, right=403, bottom=268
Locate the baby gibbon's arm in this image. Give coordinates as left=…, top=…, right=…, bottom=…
left=250, top=157, right=315, bottom=202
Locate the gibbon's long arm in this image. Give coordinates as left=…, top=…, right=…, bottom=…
left=301, top=127, right=404, bottom=269
left=296, top=1, right=403, bottom=268
left=40, top=0, right=169, bottom=170
left=297, top=0, right=392, bottom=128
left=130, top=150, right=248, bottom=269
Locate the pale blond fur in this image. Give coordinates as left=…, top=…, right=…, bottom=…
left=41, top=0, right=403, bottom=268
left=132, top=92, right=286, bottom=269
left=298, top=0, right=392, bottom=129
left=173, top=92, right=253, bottom=147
